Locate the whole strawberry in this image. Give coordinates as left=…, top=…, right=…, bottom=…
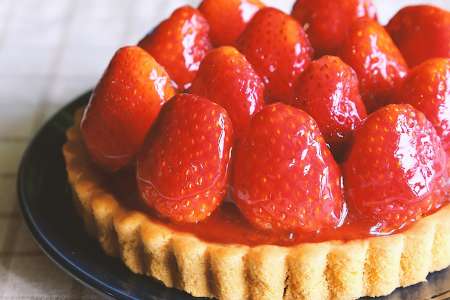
left=292, top=0, right=377, bottom=56
left=237, top=7, right=313, bottom=103
left=343, top=104, right=448, bottom=233
left=81, top=46, right=175, bottom=172
left=387, top=5, right=450, bottom=68
left=137, top=94, right=233, bottom=223
left=232, top=103, right=344, bottom=232
left=138, top=6, right=212, bottom=90
left=340, top=18, right=408, bottom=112
left=199, top=0, right=264, bottom=46
left=190, top=46, right=264, bottom=139
left=395, top=58, right=450, bottom=154
left=292, top=56, right=367, bottom=157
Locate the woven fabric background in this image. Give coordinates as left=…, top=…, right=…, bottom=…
left=0, top=0, right=449, bottom=298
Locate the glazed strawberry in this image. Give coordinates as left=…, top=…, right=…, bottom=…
left=190, top=47, right=264, bottom=139
left=340, top=18, right=408, bottom=112
left=232, top=103, right=344, bottom=232
left=199, top=0, right=264, bottom=46
left=81, top=46, right=175, bottom=172
left=387, top=5, right=450, bottom=68
left=292, top=0, right=377, bottom=56
left=138, top=6, right=212, bottom=90
left=237, top=7, right=313, bottom=103
left=137, top=94, right=233, bottom=223
left=292, top=56, right=367, bottom=156
left=394, top=58, right=450, bottom=154
left=343, top=104, right=448, bottom=233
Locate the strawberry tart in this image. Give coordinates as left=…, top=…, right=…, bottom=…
left=63, top=1, right=450, bottom=299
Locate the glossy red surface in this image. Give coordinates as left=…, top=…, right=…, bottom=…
left=81, top=46, right=175, bottom=172
left=292, top=55, right=367, bottom=157
left=237, top=7, right=313, bottom=103
left=292, top=0, right=377, bottom=56
left=387, top=5, right=450, bottom=68
left=136, top=94, right=233, bottom=223
left=138, top=6, right=212, bottom=90
left=395, top=58, right=450, bottom=154
left=232, top=104, right=345, bottom=232
left=199, top=0, right=264, bottom=46
left=343, top=104, right=448, bottom=233
left=339, top=18, right=408, bottom=112
left=190, top=47, right=264, bottom=140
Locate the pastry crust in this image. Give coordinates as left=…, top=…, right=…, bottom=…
left=63, top=110, right=450, bottom=300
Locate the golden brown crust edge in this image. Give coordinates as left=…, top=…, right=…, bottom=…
left=63, top=111, right=450, bottom=300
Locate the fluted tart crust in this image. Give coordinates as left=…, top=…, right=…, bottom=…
left=63, top=110, right=450, bottom=300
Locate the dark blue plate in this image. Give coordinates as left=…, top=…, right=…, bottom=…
left=17, top=92, right=450, bottom=300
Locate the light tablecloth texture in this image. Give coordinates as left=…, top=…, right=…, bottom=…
left=0, top=0, right=448, bottom=299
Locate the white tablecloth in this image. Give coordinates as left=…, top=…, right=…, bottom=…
left=0, top=0, right=448, bottom=298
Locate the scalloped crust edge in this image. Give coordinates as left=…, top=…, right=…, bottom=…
left=63, top=110, right=450, bottom=300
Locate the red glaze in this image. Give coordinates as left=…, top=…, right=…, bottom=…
left=81, top=46, right=175, bottom=172
left=343, top=104, right=448, bottom=233
left=340, top=18, right=408, bottom=112
left=386, top=5, right=450, bottom=68
left=291, top=0, right=377, bottom=56
left=395, top=58, right=450, bottom=154
left=292, top=56, right=367, bottom=157
left=232, top=103, right=344, bottom=232
left=237, top=7, right=313, bottom=103
left=138, top=6, right=212, bottom=90
left=137, top=94, right=233, bottom=223
left=107, top=166, right=447, bottom=247
left=190, top=47, right=264, bottom=140
left=199, top=0, right=264, bottom=47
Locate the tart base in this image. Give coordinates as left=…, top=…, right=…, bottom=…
left=63, top=109, right=450, bottom=300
